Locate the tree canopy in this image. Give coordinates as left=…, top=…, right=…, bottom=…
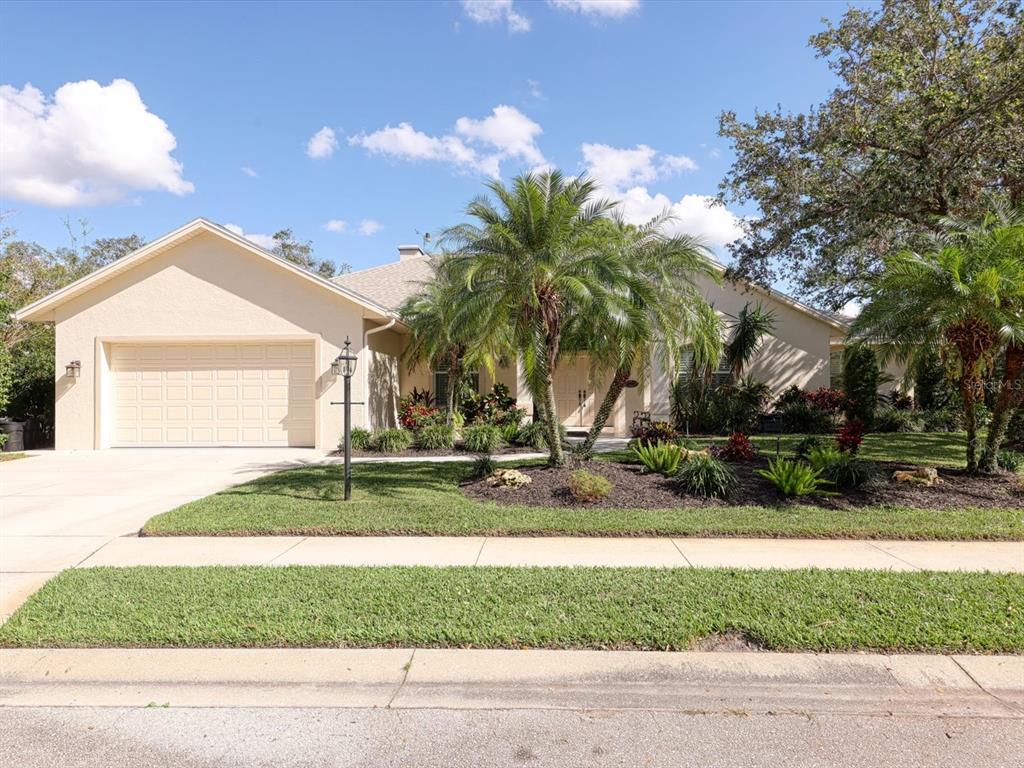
left=718, top=0, right=1024, bottom=309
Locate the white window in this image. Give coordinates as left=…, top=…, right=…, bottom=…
left=829, top=350, right=844, bottom=389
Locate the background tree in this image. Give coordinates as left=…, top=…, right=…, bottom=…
left=270, top=229, right=350, bottom=279
left=723, top=303, right=776, bottom=381
left=441, top=171, right=617, bottom=466
left=718, top=0, right=1023, bottom=309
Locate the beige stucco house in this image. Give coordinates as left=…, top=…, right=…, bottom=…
left=16, top=217, right=851, bottom=451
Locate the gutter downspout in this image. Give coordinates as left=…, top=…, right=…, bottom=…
left=363, top=317, right=398, bottom=430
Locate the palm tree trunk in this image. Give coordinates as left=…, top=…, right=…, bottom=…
left=543, top=377, right=563, bottom=466
left=582, top=364, right=632, bottom=453
left=961, top=374, right=981, bottom=473
left=980, top=344, right=1024, bottom=473
left=445, top=355, right=461, bottom=428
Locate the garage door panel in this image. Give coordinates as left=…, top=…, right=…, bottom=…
left=111, top=342, right=315, bottom=447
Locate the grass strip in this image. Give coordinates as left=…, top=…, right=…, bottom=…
left=1, top=566, right=1020, bottom=653
left=141, top=462, right=1023, bottom=540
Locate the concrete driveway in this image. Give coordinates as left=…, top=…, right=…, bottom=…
left=0, top=448, right=323, bottom=618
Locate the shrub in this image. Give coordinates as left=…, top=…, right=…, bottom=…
left=348, top=427, right=372, bottom=451
left=997, top=450, right=1022, bottom=473
left=398, top=396, right=444, bottom=432
left=874, top=407, right=925, bottom=433
left=632, top=440, right=683, bottom=476
left=774, top=385, right=808, bottom=409
left=1009, top=410, right=1024, bottom=450
left=470, top=453, right=497, bottom=479
left=499, top=422, right=520, bottom=445
left=842, top=344, right=880, bottom=429
left=418, top=424, right=455, bottom=451
left=776, top=400, right=834, bottom=434
left=460, top=383, right=527, bottom=428
left=717, top=432, right=757, bottom=461
left=806, top=444, right=842, bottom=469
left=0, top=433, right=7, bottom=449
left=513, top=420, right=567, bottom=451
left=792, top=435, right=825, bottom=460
left=837, top=421, right=865, bottom=454
left=462, top=424, right=503, bottom=453
left=373, top=428, right=414, bottom=454
left=407, top=387, right=435, bottom=407
left=806, top=387, right=848, bottom=414
left=568, top=470, right=613, bottom=502
left=757, top=458, right=830, bottom=496
left=888, top=390, right=914, bottom=410
left=706, top=377, right=772, bottom=434
left=631, top=420, right=680, bottom=444
left=818, top=454, right=875, bottom=491
left=674, top=454, right=738, bottom=499
left=922, top=408, right=962, bottom=433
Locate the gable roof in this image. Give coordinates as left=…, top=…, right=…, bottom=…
left=332, top=255, right=434, bottom=311
left=332, top=251, right=849, bottom=331
left=14, top=218, right=394, bottom=322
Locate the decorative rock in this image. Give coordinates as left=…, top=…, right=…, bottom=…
left=486, top=468, right=533, bottom=488
left=892, top=467, right=943, bottom=486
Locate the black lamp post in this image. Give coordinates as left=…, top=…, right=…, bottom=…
left=331, top=337, right=359, bottom=500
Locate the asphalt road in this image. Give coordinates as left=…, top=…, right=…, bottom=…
left=3, top=706, right=1022, bottom=768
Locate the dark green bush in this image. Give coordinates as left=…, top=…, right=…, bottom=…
left=792, top=435, right=825, bottom=460
left=922, top=408, right=962, bottom=433
left=568, top=470, right=613, bottom=502
left=777, top=401, right=834, bottom=434
left=418, top=424, right=455, bottom=451
left=514, top=421, right=566, bottom=450
left=373, top=428, right=414, bottom=454
left=462, top=424, right=503, bottom=453
left=842, top=344, right=880, bottom=429
left=874, top=407, right=925, bottom=433
left=631, top=441, right=683, bottom=476
left=470, top=453, right=498, bottom=479
left=810, top=451, right=875, bottom=491
left=997, top=450, right=1022, bottom=473
left=674, top=454, right=738, bottom=499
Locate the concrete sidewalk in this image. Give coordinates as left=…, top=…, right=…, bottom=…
left=76, top=535, right=1024, bottom=572
left=2, top=648, right=1021, bottom=718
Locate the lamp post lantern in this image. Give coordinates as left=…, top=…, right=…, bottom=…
left=332, top=337, right=359, bottom=500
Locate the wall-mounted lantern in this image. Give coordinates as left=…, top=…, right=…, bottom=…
left=66, top=360, right=82, bottom=379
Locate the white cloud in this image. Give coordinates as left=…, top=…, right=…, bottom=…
left=0, top=79, right=193, bottom=207
left=359, top=219, right=382, bottom=236
left=306, top=126, right=339, bottom=159
left=323, top=219, right=348, bottom=233
left=224, top=223, right=277, bottom=251
left=461, top=0, right=531, bottom=33
left=527, top=79, right=545, bottom=100
left=240, top=166, right=258, bottom=178
left=350, top=105, right=544, bottom=178
left=549, top=0, right=640, bottom=19
left=615, top=190, right=744, bottom=250
left=581, top=142, right=697, bottom=191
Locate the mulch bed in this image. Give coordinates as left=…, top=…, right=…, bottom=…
left=461, top=457, right=1024, bottom=510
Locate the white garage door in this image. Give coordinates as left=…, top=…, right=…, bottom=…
left=110, top=342, right=315, bottom=447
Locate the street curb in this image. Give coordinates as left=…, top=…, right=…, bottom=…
left=2, top=648, right=1021, bottom=716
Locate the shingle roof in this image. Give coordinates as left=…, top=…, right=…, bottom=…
left=332, top=256, right=434, bottom=311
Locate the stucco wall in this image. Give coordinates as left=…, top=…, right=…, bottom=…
left=646, top=275, right=836, bottom=421
left=51, top=231, right=370, bottom=450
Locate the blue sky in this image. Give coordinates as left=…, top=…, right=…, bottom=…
left=2, top=0, right=856, bottom=275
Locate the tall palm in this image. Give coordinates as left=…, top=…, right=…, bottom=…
left=440, top=171, right=618, bottom=465
left=851, top=210, right=1024, bottom=472
left=724, top=303, right=776, bottom=381
left=562, top=215, right=722, bottom=453
left=400, top=258, right=502, bottom=425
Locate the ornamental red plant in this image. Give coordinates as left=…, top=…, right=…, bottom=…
left=807, top=387, right=848, bottom=414
left=837, top=420, right=865, bottom=454
left=718, top=431, right=757, bottom=461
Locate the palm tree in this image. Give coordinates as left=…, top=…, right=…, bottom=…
left=851, top=209, right=1024, bottom=472
left=563, top=215, right=722, bottom=453
left=440, top=171, right=618, bottom=465
left=400, top=258, right=502, bottom=425
left=723, top=303, right=776, bottom=381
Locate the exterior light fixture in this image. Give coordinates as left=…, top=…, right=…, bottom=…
left=331, top=337, right=358, bottom=378
left=66, top=360, right=81, bottom=379
left=333, top=337, right=359, bottom=501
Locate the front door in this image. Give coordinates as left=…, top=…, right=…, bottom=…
left=553, top=357, right=604, bottom=428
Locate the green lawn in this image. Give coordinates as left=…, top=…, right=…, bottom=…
left=0, top=452, right=27, bottom=462
left=2, top=566, right=1019, bottom=653
left=143, top=433, right=1023, bottom=540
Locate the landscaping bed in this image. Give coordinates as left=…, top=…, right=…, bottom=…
left=2, top=566, right=1020, bottom=653
left=462, top=457, right=1024, bottom=511
left=338, top=445, right=537, bottom=459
